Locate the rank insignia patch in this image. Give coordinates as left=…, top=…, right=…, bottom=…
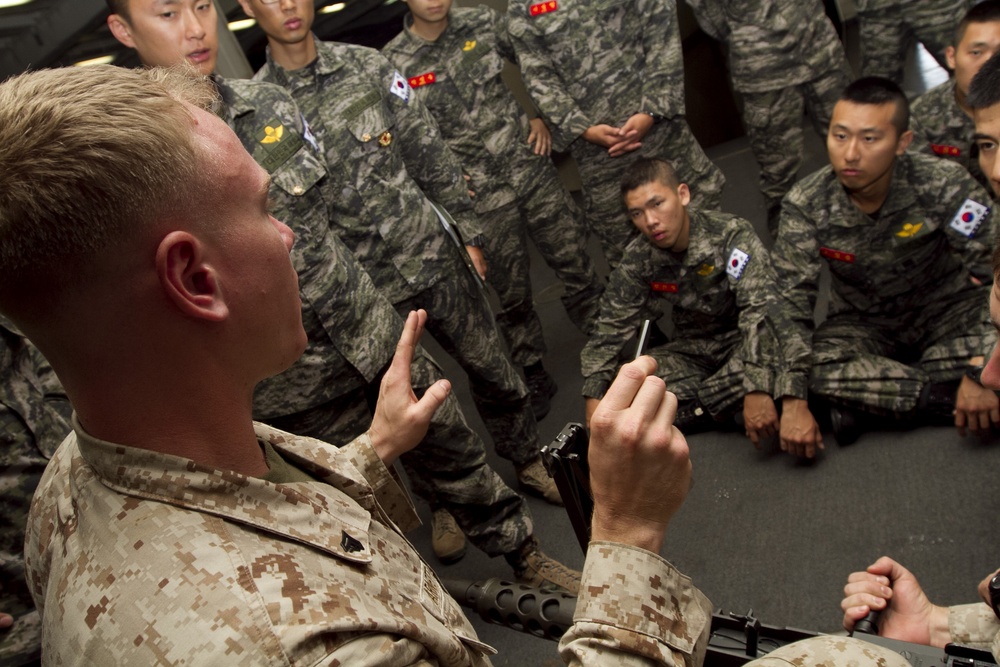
left=696, top=263, right=715, bottom=276
left=930, top=143, right=961, bottom=157
left=463, top=40, right=477, bottom=51
left=894, top=221, right=924, bottom=238
left=650, top=281, right=678, bottom=293
left=530, top=1, right=558, bottom=16
left=260, top=124, right=284, bottom=144
left=820, top=247, right=855, bottom=263
left=408, top=72, right=436, bottom=88
left=390, top=71, right=411, bottom=102
left=726, top=248, right=749, bottom=279
left=254, top=120, right=303, bottom=173
left=949, top=198, right=990, bottom=238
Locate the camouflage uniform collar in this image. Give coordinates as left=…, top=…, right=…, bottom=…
left=212, top=74, right=253, bottom=121
left=398, top=10, right=454, bottom=50
left=679, top=208, right=717, bottom=267
left=71, top=414, right=378, bottom=564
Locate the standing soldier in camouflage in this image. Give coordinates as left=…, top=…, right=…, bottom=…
left=581, top=158, right=780, bottom=445
left=381, top=0, right=606, bottom=416
left=855, top=0, right=972, bottom=84
left=0, top=322, right=70, bottom=667
left=233, top=0, right=561, bottom=505
left=106, top=0, right=579, bottom=589
left=910, top=0, right=1000, bottom=191
left=773, top=77, right=999, bottom=456
left=687, top=0, right=851, bottom=236
left=506, top=0, right=725, bottom=267
left=969, top=50, right=1000, bottom=200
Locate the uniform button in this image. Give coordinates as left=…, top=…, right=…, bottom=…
left=292, top=185, right=304, bottom=195
left=362, top=133, right=371, bottom=142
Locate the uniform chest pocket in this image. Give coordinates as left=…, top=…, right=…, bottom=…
left=343, top=93, right=402, bottom=172
left=270, top=146, right=326, bottom=198
left=459, top=41, right=503, bottom=82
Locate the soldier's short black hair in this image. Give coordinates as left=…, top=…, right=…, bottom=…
left=839, top=77, right=909, bottom=135
left=968, top=50, right=1000, bottom=110
left=620, top=158, right=680, bottom=198
left=955, top=0, right=1000, bottom=46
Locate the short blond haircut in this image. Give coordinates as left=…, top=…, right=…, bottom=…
left=0, top=65, right=218, bottom=312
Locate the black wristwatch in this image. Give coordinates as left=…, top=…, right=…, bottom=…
left=989, top=573, right=1000, bottom=619
left=966, top=364, right=985, bottom=385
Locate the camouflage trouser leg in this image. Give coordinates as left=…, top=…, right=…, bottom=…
left=647, top=332, right=745, bottom=418
left=572, top=118, right=726, bottom=267
left=396, top=271, right=540, bottom=466
left=742, top=87, right=806, bottom=238
left=744, top=68, right=850, bottom=238
left=481, top=201, right=546, bottom=368
left=0, top=407, right=46, bottom=665
left=511, top=153, right=604, bottom=335
left=810, top=288, right=989, bottom=413
left=263, top=353, right=532, bottom=557
left=857, top=0, right=970, bottom=82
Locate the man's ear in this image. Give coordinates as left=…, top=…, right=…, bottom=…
left=896, top=129, right=914, bottom=155
left=677, top=182, right=691, bottom=207
left=107, top=14, right=136, bottom=48
left=156, top=231, right=229, bottom=322
left=945, top=45, right=957, bottom=71
left=236, top=0, right=256, bottom=19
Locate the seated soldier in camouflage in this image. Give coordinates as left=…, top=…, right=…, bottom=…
left=774, top=77, right=999, bottom=455
left=970, top=50, right=1000, bottom=199
left=910, top=0, right=1000, bottom=191
left=0, top=320, right=70, bottom=666
left=581, top=158, right=781, bottom=447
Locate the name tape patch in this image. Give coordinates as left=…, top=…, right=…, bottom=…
left=530, top=1, right=558, bottom=16
left=408, top=72, right=436, bottom=88
left=820, top=247, right=855, bottom=263
left=650, top=281, right=678, bottom=293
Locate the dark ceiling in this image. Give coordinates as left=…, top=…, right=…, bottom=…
left=0, top=0, right=409, bottom=78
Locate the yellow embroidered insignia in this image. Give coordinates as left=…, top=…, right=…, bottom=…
left=261, top=125, right=284, bottom=144
left=463, top=40, right=476, bottom=51
left=895, top=222, right=923, bottom=238
left=696, top=264, right=715, bottom=276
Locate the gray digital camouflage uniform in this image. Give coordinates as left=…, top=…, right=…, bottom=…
left=507, top=0, right=725, bottom=267
left=911, top=78, right=988, bottom=190
left=381, top=5, right=604, bottom=337
left=686, top=0, right=850, bottom=235
left=217, top=77, right=531, bottom=557
left=855, top=0, right=972, bottom=84
left=772, top=152, right=996, bottom=413
left=0, top=323, right=70, bottom=666
left=254, top=40, right=542, bottom=468
left=580, top=209, right=776, bottom=421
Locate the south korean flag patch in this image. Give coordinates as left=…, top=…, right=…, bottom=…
left=949, top=198, right=990, bottom=238
left=726, top=247, right=750, bottom=280
left=390, top=71, right=411, bottom=103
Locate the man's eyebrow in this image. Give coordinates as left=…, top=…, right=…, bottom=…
left=973, top=132, right=998, bottom=142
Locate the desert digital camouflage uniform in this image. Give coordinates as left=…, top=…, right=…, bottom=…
left=911, top=78, right=988, bottom=190
left=0, top=323, right=70, bottom=666
left=381, top=5, right=604, bottom=338
left=24, top=420, right=500, bottom=665
left=255, top=40, right=542, bottom=467
left=217, top=78, right=532, bottom=557
left=855, top=0, right=972, bottom=84
left=686, top=0, right=850, bottom=234
left=506, top=0, right=725, bottom=267
left=580, top=209, right=776, bottom=421
left=772, top=152, right=997, bottom=413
